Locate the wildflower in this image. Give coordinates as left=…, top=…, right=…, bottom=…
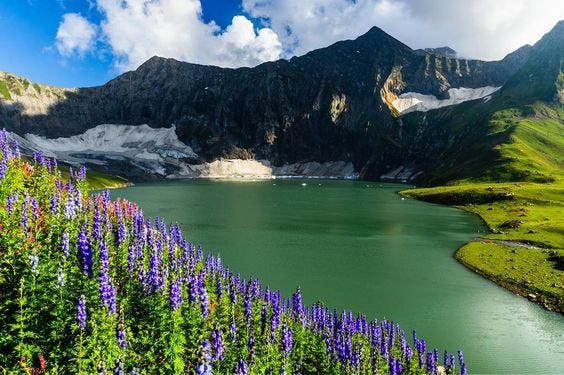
left=170, top=279, right=182, bottom=311
left=211, top=328, right=224, bottom=361
left=117, top=328, right=127, bottom=349
left=29, top=254, right=39, bottom=275
left=281, top=325, right=293, bottom=357
left=113, top=359, right=124, bottom=375
left=77, top=295, right=87, bottom=330
left=61, top=231, right=70, bottom=258
left=6, top=192, right=18, bottom=215
left=230, top=320, right=237, bottom=342
left=292, top=287, right=304, bottom=324
left=196, top=339, right=212, bottom=375
left=199, top=274, right=209, bottom=318
left=30, top=197, right=39, bottom=220
left=235, top=359, right=248, bottom=375
left=77, top=229, right=93, bottom=277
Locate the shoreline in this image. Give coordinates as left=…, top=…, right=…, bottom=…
left=401, top=184, right=564, bottom=315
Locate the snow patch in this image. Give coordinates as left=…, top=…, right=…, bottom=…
left=392, top=86, right=501, bottom=115
left=24, top=124, right=196, bottom=159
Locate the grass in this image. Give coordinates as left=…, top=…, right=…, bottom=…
left=403, top=103, right=564, bottom=313
left=0, top=80, right=11, bottom=100
left=76, top=169, right=130, bottom=190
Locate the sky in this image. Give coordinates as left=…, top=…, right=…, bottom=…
left=1, top=0, right=563, bottom=88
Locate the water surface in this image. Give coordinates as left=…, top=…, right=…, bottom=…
left=113, top=179, right=564, bottom=374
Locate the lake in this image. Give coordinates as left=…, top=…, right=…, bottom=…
left=112, top=179, right=564, bottom=374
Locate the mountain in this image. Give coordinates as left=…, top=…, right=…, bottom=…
left=0, top=22, right=560, bottom=182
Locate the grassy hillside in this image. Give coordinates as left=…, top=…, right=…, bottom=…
left=404, top=103, right=564, bottom=312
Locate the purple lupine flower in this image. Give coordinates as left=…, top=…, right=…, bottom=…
left=78, top=165, right=87, bottom=180
left=116, top=214, right=127, bottom=246
left=61, top=231, right=70, bottom=258
left=30, top=197, right=39, bottom=220
left=0, top=158, right=6, bottom=180
left=148, top=246, right=161, bottom=293
left=457, top=350, right=464, bottom=367
left=33, top=150, right=45, bottom=166
left=170, top=279, right=183, bottom=311
left=243, top=294, right=252, bottom=323
left=389, top=356, right=397, bottom=375
left=64, top=192, right=77, bottom=220
left=236, top=359, right=248, bottom=375
left=394, top=358, right=403, bottom=375
left=427, top=352, right=436, bottom=375
left=406, top=346, right=413, bottom=366
left=230, top=320, right=237, bottom=342
left=351, top=349, right=360, bottom=370
left=21, top=195, right=29, bottom=235
left=12, top=138, right=21, bottom=159
left=6, top=192, right=18, bottom=214
left=292, top=287, right=304, bottom=322
left=93, top=206, right=102, bottom=242
left=461, top=363, right=467, bottom=375
left=196, top=339, right=212, bottom=375
left=281, top=325, right=293, bottom=357
left=113, top=359, right=124, bottom=375
left=211, top=328, right=224, bottom=361
left=99, top=240, right=117, bottom=314
left=117, top=327, right=127, bottom=349
left=50, top=192, right=59, bottom=215
left=449, top=354, right=456, bottom=370
left=29, top=254, right=39, bottom=275
left=247, top=331, right=255, bottom=358
left=199, top=274, right=209, bottom=318
left=127, top=244, right=136, bottom=273
left=77, top=295, right=87, bottom=330
left=131, top=368, right=140, bottom=375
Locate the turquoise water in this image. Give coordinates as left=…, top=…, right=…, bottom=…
left=113, top=179, right=564, bottom=374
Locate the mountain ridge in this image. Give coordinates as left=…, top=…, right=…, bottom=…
left=0, top=21, right=561, bottom=182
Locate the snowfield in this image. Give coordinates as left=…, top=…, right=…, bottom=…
left=392, top=86, right=501, bottom=114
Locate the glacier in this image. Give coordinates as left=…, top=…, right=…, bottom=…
left=392, top=86, right=501, bottom=115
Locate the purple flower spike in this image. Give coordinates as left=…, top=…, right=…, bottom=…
left=281, top=324, right=293, bottom=357
left=236, top=359, right=248, bottom=375
left=77, top=295, right=87, bottom=330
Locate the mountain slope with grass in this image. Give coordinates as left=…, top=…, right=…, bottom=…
left=402, top=22, right=564, bottom=312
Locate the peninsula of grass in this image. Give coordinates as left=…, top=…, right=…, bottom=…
left=403, top=181, right=564, bottom=312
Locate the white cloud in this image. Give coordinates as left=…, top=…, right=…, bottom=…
left=55, top=13, right=97, bottom=57
left=94, top=0, right=281, bottom=71
left=56, top=0, right=564, bottom=72
left=243, top=0, right=564, bottom=61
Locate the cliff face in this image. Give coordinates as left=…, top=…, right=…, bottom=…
left=0, top=24, right=551, bottom=180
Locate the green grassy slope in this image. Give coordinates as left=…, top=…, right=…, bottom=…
left=403, top=22, right=564, bottom=312
left=404, top=103, right=564, bottom=312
